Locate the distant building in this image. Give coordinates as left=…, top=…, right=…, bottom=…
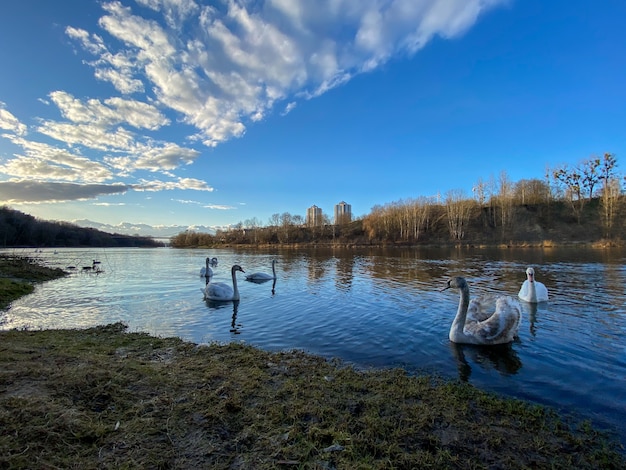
left=334, top=201, right=352, bottom=225
left=306, top=205, right=323, bottom=226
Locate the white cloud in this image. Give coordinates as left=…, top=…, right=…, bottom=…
left=133, top=177, right=214, bottom=191
left=49, top=91, right=169, bottom=130
left=203, top=203, right=236, bottom=210
left=0, top=103, right=27, bottom=136
left=104, top=142, right=200, bottom=173
left=1, top=136, right=113, bottom=182
left=66, top=0, right=504, bottom=147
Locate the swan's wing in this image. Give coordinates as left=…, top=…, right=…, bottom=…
left=206, top=282, right=233, bottom=299
left=464, top=296, right=521, bottom=344
left=518, top=280, right=531, bottom=300
left=467, top=295, right=498, bottom=322
left=536, top=281, right=549, bottom=301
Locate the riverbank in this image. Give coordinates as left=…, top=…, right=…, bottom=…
left=1, top=255, right=624, bottom=468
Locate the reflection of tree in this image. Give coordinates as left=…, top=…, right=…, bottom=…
left=335, top=255, right=354, bottom=291
left=449, top=342, right=523, bottom=382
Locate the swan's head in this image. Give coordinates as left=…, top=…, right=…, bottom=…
left=232, top=264, right=245, bottom=273
left=441, top=277, right=467, bottom=292
left=526, top=267, right=535, bottom=281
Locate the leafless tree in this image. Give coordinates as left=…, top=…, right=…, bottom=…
left=445, top=189, right=473, bottom=240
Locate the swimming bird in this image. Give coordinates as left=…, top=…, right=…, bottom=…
left=210, top=257, right=218, bottom=267
left=245, top=259, right=277, bottom=281
left=203, top=264, right=245, bottom=301
left=441, top=277, right=522, bottom=345
left=518, top=267, right=549, bottom=303
left=200, top=257, right=213, bottom=277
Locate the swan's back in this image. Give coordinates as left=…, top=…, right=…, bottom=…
left=465, top=296, right=521, bottom=343
left=205, top=282, right=233, bottom=300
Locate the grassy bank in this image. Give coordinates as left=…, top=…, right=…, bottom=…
left=1, top=256, right=625, bottom=469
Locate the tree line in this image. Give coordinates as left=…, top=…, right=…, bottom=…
left=0, top=207, right=163, bottom=248
left=172, top=152, right=625, bottom=247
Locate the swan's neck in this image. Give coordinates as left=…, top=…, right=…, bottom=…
left=527, top=278, right=537, bottom=302
left=272, top=261, right=276, bottom=276
left=231, top=268, right=240, bottom=300
left=450, top=285, right=470, bottom=342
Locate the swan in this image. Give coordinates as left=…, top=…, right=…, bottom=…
left=245, top=259, right=277, bottom=281
left=200, top=257, right=213, bottom=277
left=203, top=264, right=245, bottom=301
left=441, top=277, right=522, bottom=345
left=518, top=267, right=549, bottom=303
left=210, top=257, right=218, bottom=267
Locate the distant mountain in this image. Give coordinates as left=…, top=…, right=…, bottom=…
left=72, top=219, right=217, bottom=238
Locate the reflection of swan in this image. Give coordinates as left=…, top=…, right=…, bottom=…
left=200, top=257, right=213, bottom=277
left=518, top=267, right=549, bottom=303
left=245, top=259, right=276, bottom=281
left=450, top=342, right=523, bottom=381
left=203, top=265, right=245, bottom=301
left=230, top=300, right=241, bottom=334
left=442, top=277, right=522, bottom=345
left=520, top=301, right=539, bottom=337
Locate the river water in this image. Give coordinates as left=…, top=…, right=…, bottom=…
left=2, top=246, right=625, bottom=447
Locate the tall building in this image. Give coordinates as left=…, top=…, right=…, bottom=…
left=306, top=205, right=323, bottom=226
left=334, top=201, right=352, bottom=225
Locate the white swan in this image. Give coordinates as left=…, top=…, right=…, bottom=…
left=518, top=267, right=549, bottom=303
left=210, top=257, right=218, bottom=267
left=442, top=277, right=522, bottom=345
left=245, top=259, right=277, bottom=281
left=200, top=257, right=213, bottom=277
left=203, top=264, right=245, bottom=301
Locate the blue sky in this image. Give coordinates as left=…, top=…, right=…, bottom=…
left=1, top=0, right=625, bottom=236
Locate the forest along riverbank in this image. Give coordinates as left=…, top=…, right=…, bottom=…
left=0, top=254, right=624, bottom=468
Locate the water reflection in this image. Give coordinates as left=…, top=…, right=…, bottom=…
left=335, top=255, right=355, bottom=291
left=244, top=277, right=277, bottom=296
left=449, top=342, right=523, bottom=381
left=520, top=302, right=539, bottom=336
left=204, top=297, right=242, bottom=334
left=230, top=300, right=241, bottom=334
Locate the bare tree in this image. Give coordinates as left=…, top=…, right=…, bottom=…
left=600, top=178, right=622, bottom=238
left=445, top=189, right=473, bottom=240
left=513, top=179, right=551, bottom=205
left=491, top=171, right=514, bottom=234
left=599, top=153, right=620, bottom=238
left=553, top=164, right=585, bottom=223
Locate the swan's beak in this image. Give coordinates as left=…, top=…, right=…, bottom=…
left=440, top=284, right=451, bottom=292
